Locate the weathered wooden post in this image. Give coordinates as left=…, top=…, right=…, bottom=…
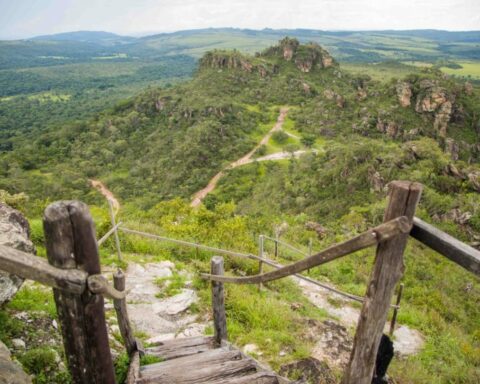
left=342, top=181, right=422, bottom=384
left=43, top=201, right=116, bottom=384
left=211, top=256, right=227, bottom=345
left=258, top=235, right=264, bottom=290
left=108, top=199, right=123, bottom=263
left=113, top=269, right=137, bottom=355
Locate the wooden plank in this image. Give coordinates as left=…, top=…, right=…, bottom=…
left=342, top=181, right=422, bottom=384
left=141, top=348, right=242, bottom=374
left=126, top=351, right=140, bottom=384
left=0, top=244, right=87, bottom=294
left=411, top=217, right=480, bottom=276
left=217, top=372, right=279, bottom=384
left=139, top=351, right=256, bottom=384
left=202, top=216, right=411, bottom=285
left=211, top=256, right=228, bottom=345
left=146, top=337, right=215, bottom=360
left=114, top=269, right=137, bottom=355
left=43, top=201, right=115, bottom=384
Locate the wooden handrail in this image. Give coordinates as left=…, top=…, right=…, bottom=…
left=201, top=216, right=411, bottom=285
left=0, top=244, right=88, bottom=294
left=0, top=245, right=126, bottom=299
left=411, top=217, right=480, bottom=276
left=97, top=221, right=123, bottom=246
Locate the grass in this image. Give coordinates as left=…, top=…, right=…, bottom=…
left=155, top=271, right=187, bottom=298
left=440, top=61, right=480, bottom=80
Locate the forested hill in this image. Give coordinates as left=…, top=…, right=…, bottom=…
left=1, top=38, right=479, bottom=222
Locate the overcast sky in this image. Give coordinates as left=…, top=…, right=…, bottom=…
left=1, top=0, right=479, bottom=39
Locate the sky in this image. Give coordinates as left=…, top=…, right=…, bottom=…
left=0, top=0, right=479, bottom=39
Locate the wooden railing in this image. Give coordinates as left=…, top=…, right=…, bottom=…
left=0, top=180, right=479, bottom=384
left=0, top=201, right=137, bottom=384
left=202, top=181, right=480, bottom=384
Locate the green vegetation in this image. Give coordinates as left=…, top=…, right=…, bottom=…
left=439, top=61, right=480, bottom=80
left=0, top=36, right=479, bottom=383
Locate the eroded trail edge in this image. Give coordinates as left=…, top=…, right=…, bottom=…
left=90, top=179, right=120, bottom=213
left=191, top=107, right=289, bottom=207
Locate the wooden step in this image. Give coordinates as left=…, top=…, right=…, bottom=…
left=138, top=348, right=257, bottom=383
left=214, top=371, right=280, bottom=384
left=146, top=336, right=215, bottom=361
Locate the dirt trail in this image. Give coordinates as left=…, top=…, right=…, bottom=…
left=90, top=179, right=120, bottom=213
left=191, top=107, right=289, bottom=207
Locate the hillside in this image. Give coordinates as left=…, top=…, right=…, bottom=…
left=0, top=38, right=479, bottom=383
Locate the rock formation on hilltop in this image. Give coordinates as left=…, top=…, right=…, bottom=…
left=200, top=38, right=336, bottom=76
left=200, top=50, right=279, bottom=77
left=263, top=37, right=336, bottom=72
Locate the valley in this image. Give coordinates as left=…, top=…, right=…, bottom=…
left=0, top=31, right=479, bottom=384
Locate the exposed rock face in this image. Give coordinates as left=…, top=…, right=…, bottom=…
left=396, top=81, right=412, bottom=107
left=445, top=138, right=460, bottom=161
left=0, top=341, right=31, bottom=384
left=415, top=80, right=454, bottom=137
left=377, top=119, right=401, bottom=138
left=200, top=51, right=277, bottom=77
left=369, top=170, right=385, bottom=192
left=263, top=37, right=335, bottom=72
left=280, top=37, right=299, bottom=61
left=434, top=100, right=453, bottom=137
left=0, top=204, right=35, bottom=305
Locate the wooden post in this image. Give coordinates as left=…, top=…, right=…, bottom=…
left=211, top=256, right=227, bottom=345
left=108, top=199, right=123, bottom=263
left=43, top=201, right=116, bottom=384
left=342, top=181, right=422, bottom=384
left=113, top=270, right=137, bottom=355
left=258, top=235, right=264, bottom=291
left=389, top=283, right=404, bottom=336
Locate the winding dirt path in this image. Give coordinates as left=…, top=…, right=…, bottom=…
left=191, top=107, right=290, bottom=207
left=90, top=179, right=120, bottom=213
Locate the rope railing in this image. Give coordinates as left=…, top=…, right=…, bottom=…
left=201, top=217, right=411, bottom=285
left=117, top=219, right=408, bottom=309
left=263, top=234, right=309, bottom=257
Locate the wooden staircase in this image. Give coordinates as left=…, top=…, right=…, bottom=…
left=134, top=336, right=291, bottom=384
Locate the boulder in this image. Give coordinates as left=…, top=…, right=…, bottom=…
left=0, top=204, right=35, bottom=306
left=0, top=340, right=31, bottom=384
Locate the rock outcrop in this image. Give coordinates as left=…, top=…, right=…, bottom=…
left=415, top=80, right=454, bottom=137
left=0, top=204, right=35, bottom=305
left=0, top=341, right=31, bottom=384
left=396, top=81, right=412, bottom=107
left=263, top=37, right=335, bottom=72
left=200, top=51, right=278, bottom=77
